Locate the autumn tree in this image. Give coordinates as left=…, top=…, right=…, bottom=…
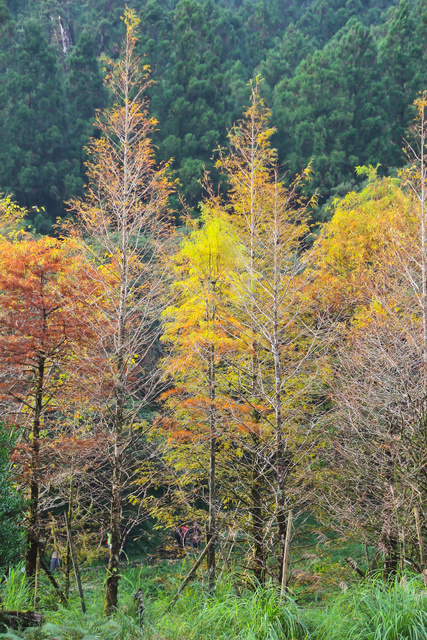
left=213, top=81, right=324, bottom=584
left=313, top=155, right=427, bottom=573
left=0, top=234, right=98, bottom=580
left=159, top=206, right=239, bottom=587
left=69, top=8, right=173, bottom=613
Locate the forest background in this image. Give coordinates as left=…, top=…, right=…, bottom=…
left=0, top=0, right=425, bottom=231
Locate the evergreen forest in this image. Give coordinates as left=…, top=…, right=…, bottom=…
left=3, top=2, right=427, bottom=640
left=2, top=0, right=427, bottom=228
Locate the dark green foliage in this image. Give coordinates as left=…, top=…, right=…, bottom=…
left=297, top=0, right=393, bottom=49
left=138, top=0, right=248, bottom=210
left=0, top=424, right=25, bottom=571
left=273, top=19, right=389, bottom=216
left=65, top=29, right=106, bottom=197
left=378, top=0, right=419, bottom=167
left=0, top=0, right=424, bottom=227
left=0, top=19, right=69, bottom=232
left=0, top=0, right=11, bottom=30
left=238, top=0, right=312, bottom=69
left=258, top=24, right=314, bottom=98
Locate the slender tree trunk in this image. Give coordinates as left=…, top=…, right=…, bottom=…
left=207, top=345, right=216, bottom=589
left=105, top=154, right=127, bottom=613
left=280, top=510, right=292, bottom=594
left=272, top=178, right=288, bottom=578
left=207, top=434, right=216, bottom=588
left=105, top=436, right=123, bottom=614
left=414, top=506, right=426, bottom=570
left=26, top=357, right=45, bottom=578
left=251, top=436, right=265, bottom=584
left=33, top=545, right=41, bottom=608
left=420, top=101, right=427, bottom=365
left=103, top=37, right=129, bottom=610
left=65, top=478, right=73, bottom=600
left=274, top=331, right=287, bottom=574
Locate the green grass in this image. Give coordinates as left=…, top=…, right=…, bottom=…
left=145, top=577, right=308, bottom=640
left=2, top=562, right=427, bottom=639
left=307, top=575, right=427, bottom=640
left=0, top=565, right=31, bottom=610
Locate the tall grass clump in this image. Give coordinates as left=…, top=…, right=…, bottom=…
left=0, top=564, right=31, bottom=610
left=5, top=560, right=427, bottom=640
left=33, top=570, right=145, bottom=640
left=309, top=574, right=427, bottom=640
left=145, top=576, right=308, bottom=640
left=0, top=565, right=146, bottom=640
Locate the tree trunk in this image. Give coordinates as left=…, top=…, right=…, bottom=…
left=415, top=506, right=426, bottom=570
left=272, top=172, right=289, bottom=581
left=280, top=510, right=292, bottom=594
left=207, top=345, right=216, bottom=590
left=33, top=544, right=41, bottom=609
left=65, top=479, right=73, bottom=600
left=207, top=433, right=216, bottom=589
left=26, top=357, right=45, bottom=578
left=251, top=438, right=265, bottom=584
left=105, top=440, right=122, bottom=614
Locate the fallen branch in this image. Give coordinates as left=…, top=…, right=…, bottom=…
left=65, top=511, right=86, bottom=613
left=40, top=558, right=67, bottom=604
left=0, top=610, right=43, bottom=631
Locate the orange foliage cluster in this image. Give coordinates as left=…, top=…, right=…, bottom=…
left=0, top=237, right=103, bottom=421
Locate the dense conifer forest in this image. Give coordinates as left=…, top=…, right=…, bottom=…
left=1, top=0, right=425, bottom=228
left=3, top=2, right=427, bottom=639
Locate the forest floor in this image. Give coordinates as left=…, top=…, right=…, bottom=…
left=1, top=541, right=427, bottom=639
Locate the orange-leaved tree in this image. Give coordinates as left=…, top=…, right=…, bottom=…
left=0, top=234, right=99, bottom=580
left=69, top=8, right=173, bottom=612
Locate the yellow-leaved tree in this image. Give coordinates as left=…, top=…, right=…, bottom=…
left=161, top=81, right=324, bottom=587
left=313, top=139, right=427, bottom=574
left=216, top=80, right=324, bottom=587
left=160, top=205, right=239, bottom=588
